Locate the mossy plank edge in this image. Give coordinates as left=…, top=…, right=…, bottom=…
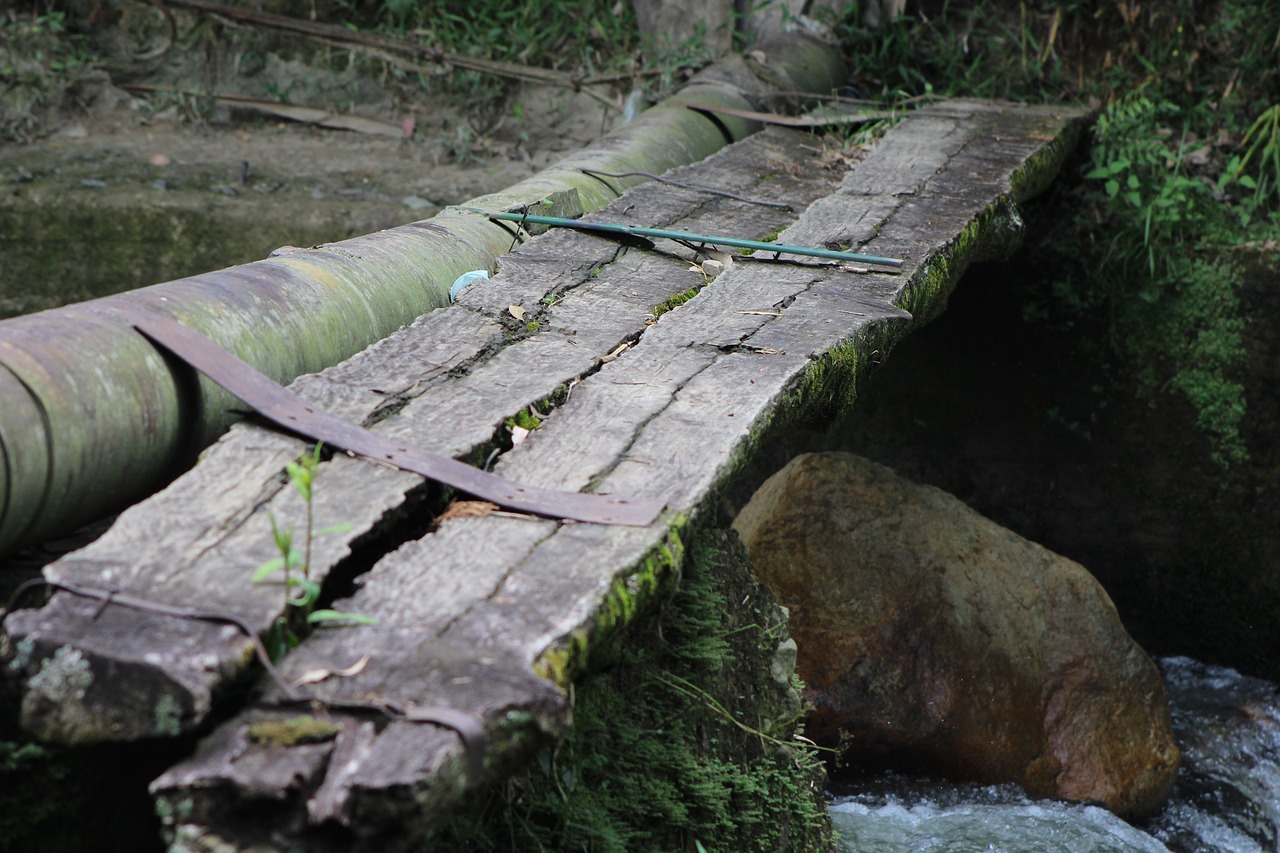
left=430, top=527, right=833, bottom=852
left=0, top=31, right=847, bottom=558
left=135, top=97, right=1090, bottom=845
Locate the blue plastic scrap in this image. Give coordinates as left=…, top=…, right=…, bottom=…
left=450, top=269, right=489, bottom=302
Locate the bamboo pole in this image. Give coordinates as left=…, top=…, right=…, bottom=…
left=0, top=33, right=847, bottom=556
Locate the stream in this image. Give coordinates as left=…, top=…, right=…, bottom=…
left=828, top=657, right=1280, bottom=852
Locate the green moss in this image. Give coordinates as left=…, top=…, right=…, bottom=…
left=652, top=286, right=703, bottom=317
left=0, top=722, right=169, bottom=851
left=1027, top=94, right=1255, bottom=468
left=505, top=408, right=543, bottom=431
left=1008, top=119, right=1091, bottom=202
left=0, top=736, right=74, bottom=852
left=431, top=529, right=830, bottom=852
left=245, top=715, right=340, bottom=746
left=1136, top=256, right=1249, bottom=466
left=534, top=520, right=686, bottom=685
left=896, top=196, right=1026, bottom=329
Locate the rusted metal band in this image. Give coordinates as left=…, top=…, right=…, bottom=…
left=108, top=304, right=665, bottom=526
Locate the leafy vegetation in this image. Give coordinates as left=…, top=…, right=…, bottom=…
left=325, top=0, right=707, bottom=123
left=834, top=0, right=1279, bottom=467
left=0, top=10, right=97, bottom=141
left=429, top=530, right=830, bottom=851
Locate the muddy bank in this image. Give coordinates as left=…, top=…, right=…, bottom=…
left=0, top=81, right=618, bottom=317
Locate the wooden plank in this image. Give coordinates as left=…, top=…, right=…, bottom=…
left=2, top=127, right=843, bottom=745
left=142, top=101, right=1095, bottom=849
left=0, top=32, right=851, bottom=557
left=0, top=100, right=1096, bottom=846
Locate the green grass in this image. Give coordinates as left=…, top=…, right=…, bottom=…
left=328, top=0, right=708, bottom=123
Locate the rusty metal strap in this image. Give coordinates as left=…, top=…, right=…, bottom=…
left=109, top=304, right=665, bottom=526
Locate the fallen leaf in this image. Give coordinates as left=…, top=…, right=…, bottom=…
left=436, top=500, right=499, bottom=523
left=292, top=652, right=372, bottom=686
left=601, top=341, right=631, bottom=363
left=509, top=304, right=526, bottom=321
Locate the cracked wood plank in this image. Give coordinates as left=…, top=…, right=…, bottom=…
left=2, top=126, right=842, bottom=745
left=139, top=100, right=1094, bottom=850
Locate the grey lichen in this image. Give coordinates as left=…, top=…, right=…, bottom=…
left=154, top=693, right=184, bottom=738
left=6, top=636, right=36, bottom=673
left=26, top=646, right=93, bottom=703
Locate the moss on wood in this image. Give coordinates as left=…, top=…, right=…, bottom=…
left=652, top=285, right=703, bottom=317
left=245, top=715, right=340, bottom=746
left=432, top=529, right=831, bottom=852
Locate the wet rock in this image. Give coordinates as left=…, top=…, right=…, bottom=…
left=733, top=451, right=1179, bottom=819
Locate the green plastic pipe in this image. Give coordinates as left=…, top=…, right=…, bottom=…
left=477, top=210, right=906, bottom=267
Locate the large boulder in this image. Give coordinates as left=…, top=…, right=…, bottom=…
left=733, top=452, right=1179, bottom=819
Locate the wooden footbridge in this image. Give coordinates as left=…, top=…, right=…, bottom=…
left=2, top=99, right=1091, bottom=849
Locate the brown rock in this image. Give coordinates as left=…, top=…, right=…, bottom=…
left=733, top=452, right=1179, bottom=819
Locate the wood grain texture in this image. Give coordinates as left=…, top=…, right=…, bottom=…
left=3, top=127, right=839, bottom=744
left=1, top=102, right=1094, bottom=848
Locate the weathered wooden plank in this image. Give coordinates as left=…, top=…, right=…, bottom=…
left=144, top=101, right=1095, bottom=849
left=2, top=127, right=843, bottom=746
left=0, top=33, right=851, bottom=557
left=0, top=99, right=1095, bottom=846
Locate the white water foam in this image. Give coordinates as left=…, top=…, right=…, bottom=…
left=827, top=657, right=1280, bottom=853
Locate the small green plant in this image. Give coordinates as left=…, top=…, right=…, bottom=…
left=1219, top=103, right=1280, bottom=226
left=1083, top=96, right=1216, bottom=280
left=253, top=443, right=370, bottom=658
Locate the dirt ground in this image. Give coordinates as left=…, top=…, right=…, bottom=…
left=0, top=29, right=633, bottom=313
left=3, top=72, right=624, bottom=205
left=0, top=28, right=639, bottom=568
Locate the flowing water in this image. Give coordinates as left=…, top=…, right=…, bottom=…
left=828, top=657, right=1280, bottom=852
